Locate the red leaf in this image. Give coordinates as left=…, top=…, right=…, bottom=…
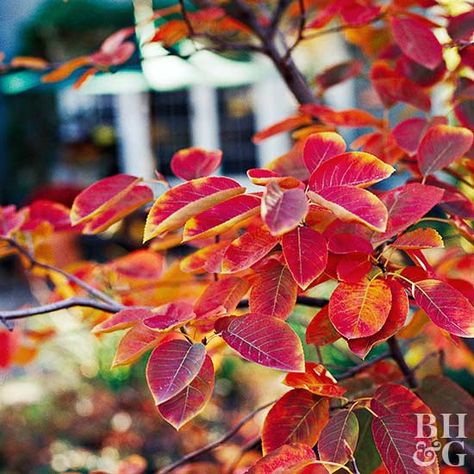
left=417, top=125, right=473, bottom=176
left=391, top=228, right=443, bottom=250
left=247, top=443, right=317, bottom=474
left=390, top=17, right=442, bottom=70
left=71, top=174, right=153, bottom=229
left=158, top=354, right=214, bottom=430
left=170, top=148, right=222, bottom=181
left=336, top=253, right=372, bottom=283
left=194, top=277, right=250, bottom=320
left=146, top=339, right=206, bottom=404
left=0, top=205, right=26, bottom=237
left=142, top=302, right=195, bottom=331
left=412, top=279, right=474, bottom=337
left=215, top=313, right=304, bottom=372
left=329, top=279, right=392, bottom=339
left=112, top=322, right=166, bottom=367
left=376, top=183, right=444, bottom=241
left=222, top=226, right=279, bottom=273
left=180, top=241, right=229, bottom=274
left=247, top=168, right=303, bottom=189
left=318, top=410, right=359, bottom=471
left=340, top=0, right=381, bottom=26
left=262, top=389, right=330, bottom=454
left=262, top=182, right=309, bottom=236
left=316, top=60, right=363, bottom=91
left=284, top=362, right=346, bottom=398
left=250, top=260, right=298, bottom=320
left=303, top=132, right=347, bottom=173
left=183, top=194, right=260, bottom=241
left=308, top=186, right=388, bottom=232
left=22, top=200, right=71, bottom=231
left=253, top=115, right=313, bottom=144
left=348, top=280, right=408, bottom=358
left=92, top=308, right=154, bottom=334
left=0, top=331, right=15, bottom=369
left=391, top=117, right=429, bottom=155
left=371, top=383, right=431, bottom=417
left=301, top=104, right=384, bottom=128
left=282, top=227, right=328, bottom=290
left=309, top=152, right=394, bottom=192
left=144, top=177, right=244, bottom=241
left=372, top=415, right=438, bottom=474
left=306, top=306, right=341, bottom=346
left=327, top=233, right=372, bottom=254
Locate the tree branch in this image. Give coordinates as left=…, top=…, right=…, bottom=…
left=2, top=237, right=121, bottom=308
left=387, top=336, right=417, bottom=388
left=283, top=0, right=306, bottom=61
left=157, top=400, right=276, bottom=474
left=237, top=295, right=328, bottom=309
left=269, top=0, right=292, bottom=38
left=336, top=352, right=391, bottom=381
left=0, top=297, right=125, bottom=321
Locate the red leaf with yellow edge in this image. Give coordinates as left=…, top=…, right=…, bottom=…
left=222, top=226, right=279, bottom=273
left=372, top=415, right=438, bottom=474
left=391, top=228, right=443, bottom=250
left=301, top=104, right=384, bottom=128
left=329, top=279, right=392, bottom=339
left=267, top=140, right=310, bottom=182
left=262, top=389, right=330, bottom=454
left=306, top=306, right=341, bottom=347
left=112, top=322, right=169, bottom=367
left=247, top=443, right=317, bottom=474
left=170, top=147, right=222, bottom=181
left=417, top=125, right=473, bottom=176
left=303, top=132, right=347, bottom=173
left=375, top=183, right=444, bottom=241
left=92, top=308, right=153, bottom=334
left=284, top=362, right=346, bottom=398
left=348, top=280, right=408, bottom=358
left=158, top=354, right=214, bottom=430
left=412, top=279, right=474, bottom=337
left=180, top=241, right=229, bottom=274
left=142, top=302, right=195, bottom=331
left=318, top=410, right=359, bottom=472
left=144, top=177, right=244, bottom=241
left=183, top=194, right=260, bottom=242
left=247, top=169, right=303, bottom=189
left=390, top=17, right=442, bottom=70
left=262, top=182, right=309, bottom=236
left=249, top=260, right=298, bottom=320
left=146, top=339, right=206, bottom=404
left=336, top=253, right=371, bottom=283
left=215, top=313, right=304, bottom=372
left=194, top=277, right=250, bottom=320
left=253, top=115, right=313, bottom=144
left=308, top=186, right=388, bottom=232
left=371, top=383, right=431, bottom=418
left=309, top=152, right=394, bottom=192
left=282, top=226, right=328, bottom=290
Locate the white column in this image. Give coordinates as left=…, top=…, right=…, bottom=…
left=188, top=84, right=220, bottom=150
left=114, top=92, right=155, bottom=179
left=252, top=72, right=295, bottom=167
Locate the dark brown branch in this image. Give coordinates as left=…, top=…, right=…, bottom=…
left=269, top=0, right=292, bottom=37
left=336, top=352, right=391, bottom=380
left=2, top=237, right=121, bottom=308
left=237, top=295, right=328, bottom=309
left=158, top=400, right=276, bottom=474
left=0, top=297, right=125, bottom=321
left=387, top=336, right=417, bottom=388
left=283, top=0, right=306, bottom=61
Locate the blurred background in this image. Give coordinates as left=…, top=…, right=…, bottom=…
left=1, top=1, right=472, bottom=473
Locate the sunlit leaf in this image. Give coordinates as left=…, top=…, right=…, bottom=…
left=282, top=226, right=328, bottom=290
left=93, top=308, right=153, bottom=334
left=329, top=279, right=392, bottom=339
left=143, top=302, right=195, bottom=331
left=262, top=389, right=330, bottom=454
left=306, top=306, right=341, bottom=347
left=146, top=339, right=206, bottom=404
left=391, top=228, right=443, bottom=250
left=144, top=177, right=244, bottom=241
left=215, top=313, right=304, bottom=372
left=303, top=132, right=347, bottom=173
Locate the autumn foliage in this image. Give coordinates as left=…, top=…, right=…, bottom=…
left=1, top=0, right=474, bottom=473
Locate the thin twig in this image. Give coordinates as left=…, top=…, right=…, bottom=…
left=283, top=0, right=306, bottom=61
left=387, top=336, right=417, bottom=388
left=237, top=295, right=329, bottom=309
left=158, top=400, right=276, bottom=474
left=2, top=237, right=121, bottom=308
left=336, top=352, right=391, bottom=381
left=0, top=297, right=125, bottom=321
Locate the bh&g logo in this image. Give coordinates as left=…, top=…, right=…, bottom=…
left=414, top=413, right=467, bottom=467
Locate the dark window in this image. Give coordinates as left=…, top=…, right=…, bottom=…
left=151, top=90, right=191, bottom=176
left=217, top=86, right=257, bottom=174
